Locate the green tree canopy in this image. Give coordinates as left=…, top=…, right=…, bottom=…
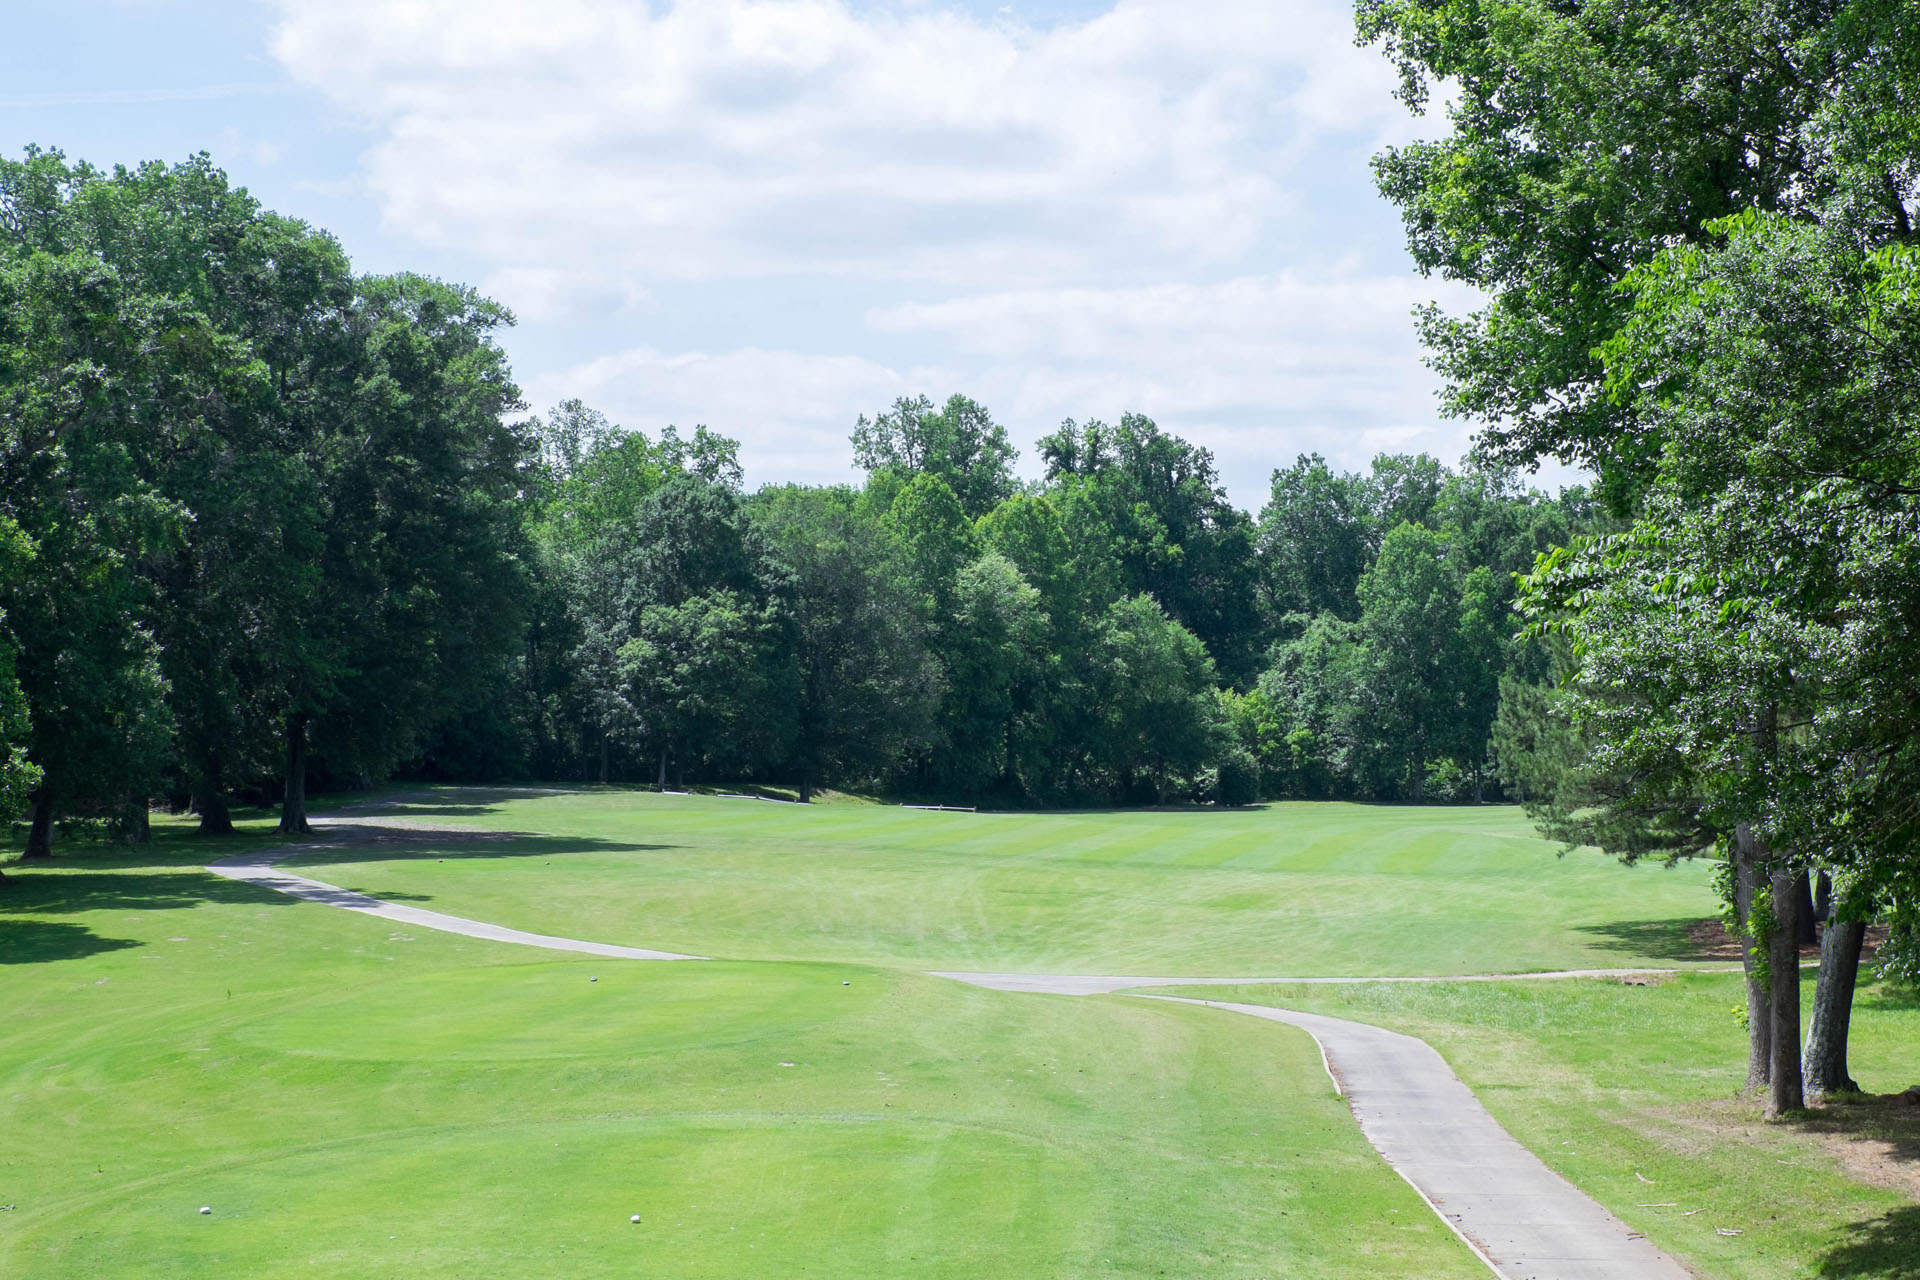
left=851, top=393, right=1018, bottom=520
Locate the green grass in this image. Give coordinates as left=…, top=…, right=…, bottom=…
left=289, top=788, right=1721, bottom=975
left=0, top=844, right=1482, bottom=1277
left=1167, top=973, right=1920, bottom=1279
left=6, top=788, right=1912, bottom=1278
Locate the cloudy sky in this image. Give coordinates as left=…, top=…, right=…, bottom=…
left=5, top=0, right=1503, bottom=506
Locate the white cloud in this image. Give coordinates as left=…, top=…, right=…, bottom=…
left=867, top=269, right=1483, bottom=497
left=523, top=344, right=921, bottom=486
left=477, top=266, right=650, bottom=326
left=269, top=0, right=1417, bottom=291
left=526, top=267, right=1481, bottom=504
left=266, top=0, right=1501, bottom=503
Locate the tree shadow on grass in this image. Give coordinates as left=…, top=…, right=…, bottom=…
left=279, top=833, right=682, bottom=866
left=1817, top=1205, right=1920, bottom=1278
left=0, top=830, right=668, bottom=961
left=369, top=803, right=510, bottom=818
left=1572, top=917, right=1731, bottom=962
left=973, top=803, right=1274, bottom=817
left=1788, top=1090, right=1920, bottom=1178
left=1781, top=1090, right=1920, bottom=1279
left=362, top=785, right=581, bottom=818
left=0, top=866, right=301, bottom=917
left=0, top=919, right=141, bottom=963
left=1858, top=982, right=1920, bottom=1014
left=0, top=864, right=296, bottom=961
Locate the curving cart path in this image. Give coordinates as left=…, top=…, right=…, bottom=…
left=209, top=805, right=1696, bottom=1280
left=1154, top=997, right=1693, bottom=1280
left=927, top=968, right=1690, bottom=994
left=207, top=816, right=700, bottom=961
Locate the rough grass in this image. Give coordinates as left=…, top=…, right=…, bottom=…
left=288, top=788, right=1722, bottom=975
left=1169, top=974, right=1920, bottom=1280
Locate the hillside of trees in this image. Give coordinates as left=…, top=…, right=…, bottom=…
left=0, top=150, right=1598, bottom=852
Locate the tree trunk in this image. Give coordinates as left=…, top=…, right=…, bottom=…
left=657, top=748, right=667, bottom=788
left=598, top=731, right=610, bottom=785
left=1791, top=869, right=1818, bottom=947
left=1734, top=824, right=1771, bottom=1091
left=121, top=794, right=151, bottom=845
left=278, top=713, right=312, bottom=835
left=799, top=770, right=813, bottom=804
left=1813, top=870, right=1833, bottom=924
left=1473, top=762, right=1483, bottom=805
left=194, top=773, right=234, bottom=836
left=1766, top=863, right=1806, bottom=1116
left=1803, top=917, right=1867, bottom=1098
left=22, top=785, right=53, bottom=860
left=1409, top=758, right=1425, bottom=804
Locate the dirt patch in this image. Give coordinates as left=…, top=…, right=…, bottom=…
left=1684, top=918, right=1888, bottom=963
left=1792, top=1094, right=1920, bottom=1202
left=1684, top=918, right=1747, bottom=961
left=1662, top=1092, right=1920, bottom=1203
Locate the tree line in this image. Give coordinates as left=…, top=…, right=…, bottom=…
left=0, top=150, right=527, bottom=860
left=1355, top=0, right=1920, bottom=1113
left=1, top=148, right=1603, bottom=872
left=474, top=398, right=1592, bottom=810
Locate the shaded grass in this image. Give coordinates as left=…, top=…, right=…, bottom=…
left=1164, top=972, right=1920, bottom=1279
left=287, top=789, right=1722, bottom=976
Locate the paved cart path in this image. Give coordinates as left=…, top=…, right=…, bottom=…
left=208, top=804, right=1698, bottom=1280
left=928, top=968, right=1697, bottom=994
left=207, top=817, right=701, bottom=962
left=1147, top=997, right=1694, bottom=1280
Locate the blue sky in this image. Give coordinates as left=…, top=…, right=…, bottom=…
left=4, top=0, right=1507, bottom=506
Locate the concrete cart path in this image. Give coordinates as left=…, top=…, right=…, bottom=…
left=929, top=968, right=1702, bottom=995
left=1146, top=997, right=1695, bottom=1280
left=210, top=804, right=1697, bottom=1279
left=206, top=820, right=702, bottom=962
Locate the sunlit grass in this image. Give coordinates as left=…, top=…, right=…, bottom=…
left=1169, top=973, right=1920, bottom=1280
left=288, top=787, right=1722, bottom=975
left=0, top=822, right=1482, bottom=1278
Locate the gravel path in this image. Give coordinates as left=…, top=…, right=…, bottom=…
left=208, top=803, right=1697, bottom=1280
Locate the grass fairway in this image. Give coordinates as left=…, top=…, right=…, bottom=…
left=11, top=789, right=1913, bottom=1279
left=1170, top=974, right=1920, bottom=1279
left=0, top=846, right=1484, bottom=1278
left=290, top=789, right=1721, bottom=975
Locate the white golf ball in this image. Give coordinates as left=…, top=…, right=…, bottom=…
left=630, top=1215, right=642, bottom=1224
left=199, top=1206, right=212, bottom=1215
